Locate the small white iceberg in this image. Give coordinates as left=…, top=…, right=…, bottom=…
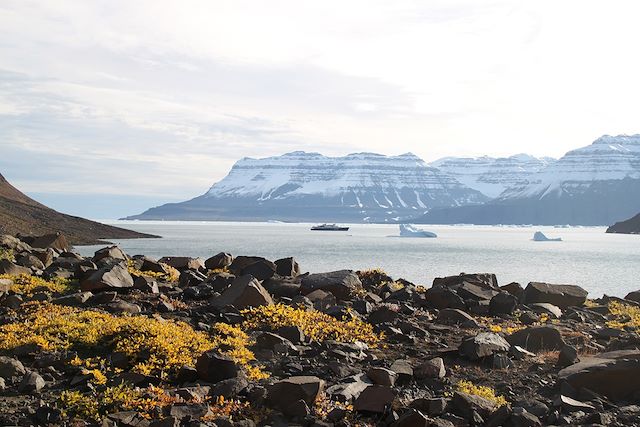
left=399, top=224, right=437, bottom=238
left=533, top=231, right=562, bottom=242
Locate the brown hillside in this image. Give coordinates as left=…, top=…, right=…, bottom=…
left=0, top=173, right=158, bottom=245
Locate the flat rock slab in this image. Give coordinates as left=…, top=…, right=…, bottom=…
left=558, top=350, right=640, bottom=401
left=523, top=282, right=587, bottom=308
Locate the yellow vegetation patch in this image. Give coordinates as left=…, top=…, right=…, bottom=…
left=242, top=303, right=382, bottom=347
left=607, top=301, right=640, bottom=329
left=0, top=274, right=75, bottom=296
left=456, top=380, right=508, bottom=407
left=126, top=260, right=180, bottom=283
left=0, top=248, right=15, bottom=262
left=0, top=302, right=266, bottom=380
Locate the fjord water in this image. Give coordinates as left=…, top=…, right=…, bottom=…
left=77, top=221, right=639, bottom=298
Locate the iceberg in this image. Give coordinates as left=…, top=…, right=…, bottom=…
left=533, top=231, right=562, bottom=242
left=399, top=224, right=437, bottom=238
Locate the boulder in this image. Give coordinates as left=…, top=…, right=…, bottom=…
left=18, top=371, right=46, bottom=393
left=506, top=326, right=565, bottom=353
left=390, top=359, right=414, bottom=383
left=522, top=282, right=587, bottom=308
left=228, top=256, right=276, bottom=281
left=436, top=308, right=479, bottom=328
left=274, top=257, right=300, bottom=277
left=0, top=356, right=26, bottom=380
left=415, top=357, right=446, bottom=379
left=459, top=332, right=510, bottom=360
left=210, top=275, right=273, bottom=309
left=558, top=350, right=640, bottom=401
left=393, top=409, right=429, bottom=427
left=301, top=270, right=362, bottom=300
left=433, top=273, right=499, bottom=291
left=367, top=367, right=397, bottom=386
left=158, top=256, right=205, bottom=271
left=94, top=246, right=127, bottom=262
left=489, top=292, right=518, bottom=315
left=30, top=232, right=70, bottom=252
left=424, top=287, right=466, bottom=309
left=500, top=282, right=524, bottom=301
left=267, top=376, right=325, bottom=416
left=0, top=259, right=31, bottom=276
left=204, top=252, right=233, bottom=270
left=624, top=290, right=640, bottom=303
left=80, top=263, right=134, bottom=292
left=16, top=254, right=45, bottom=271
left=451, top=391, right=500, bottom=420
left=353, top=385, right=395, bottom=413
left=195, top=352, right=239, bottom=384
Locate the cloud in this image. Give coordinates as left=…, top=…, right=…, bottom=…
left=1, top=0, right=640, bottom=217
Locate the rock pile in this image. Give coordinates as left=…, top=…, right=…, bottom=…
left=0, top=233, right=639, bottom=426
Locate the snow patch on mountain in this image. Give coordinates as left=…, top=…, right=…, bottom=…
left=501, top=134, right=640, bottom=200
left=429, top=154, right=554, bottom=198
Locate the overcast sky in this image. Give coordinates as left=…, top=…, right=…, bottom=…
left=1, top=0, right=640, bottom=218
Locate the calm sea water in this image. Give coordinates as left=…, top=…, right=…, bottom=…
left=76, top=221, right=640, bottom=298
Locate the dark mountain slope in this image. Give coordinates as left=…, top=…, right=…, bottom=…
left=0, top=173, right=158, bottom=245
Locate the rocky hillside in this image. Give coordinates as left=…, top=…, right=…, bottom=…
left=416, top=135, right=640, bottom=225
left=126, top=152, right=488, bottom=223
left=1, top=235, right=640, bottom=425
left=430, top=154, right=554, bottom=198
left=0, top=173, right=157, bottom=245
left=607, top=212, right=640, bottom=234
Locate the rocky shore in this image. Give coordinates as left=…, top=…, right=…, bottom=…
left=1, top=233, right=640, bottom=427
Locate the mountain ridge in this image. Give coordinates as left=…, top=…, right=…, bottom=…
left=127, top=151, right=488, bottom=223
left=415, top=134, right=640, bottom=225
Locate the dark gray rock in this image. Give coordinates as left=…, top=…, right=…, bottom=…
left=506, top=326, right=565, bottom=353
left=274, top=257, right=300, bottom=277
left=195, top=352, right=239, bottom=384
left=267, top=376, right=325, bottom=416
left=301, top=270, right=362, bottom=300
left=158, top=256, right=205, bottom=271
left=415, top=357, right=446, bottom=379
left=210, top=275, right=273, bottom=309
left=0, top=259, right=31, bottom=276
left=436, top=308, right=480, bottom=328
left=354, top=385, right=395, bottom=413
left=558, top=344, right=580, bottom=367
left=30, top=232, right=70, bottom=252
left=0, top=356, right=26, bottom=381
left=18, top=371, right=45, bottom=393
left=94, top=246, right=127, bottom=262
left=451, top=391, right=500, bottom=420
left=558, top=350, right=640, bottom=401
left=367, top=367, right=397, bottom=386
left=392, top=409, right=429, bottom=427
left=489, top=292, right=518, bottom=315
left=522, top=282, right=588, bottom=308
left=229, top=256, right=276, bottom=281
left=460, top=332, right=510, bottom=360
left=80, top=262, right=134, bottom=292
left=204, top=252, right=233, bottom=270
left=433, top=273, right=498, bottom=290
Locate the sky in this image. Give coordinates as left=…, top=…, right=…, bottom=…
left=1, top=0, right=640, bottom=218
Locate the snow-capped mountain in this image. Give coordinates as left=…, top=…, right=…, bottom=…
left=430, top=154, right=554, bottom=198
left=499, top=135, right=640, bottom=199
left=415, top=135, right=640, bottom=225
left=127, top=151, right=488, bottom=222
